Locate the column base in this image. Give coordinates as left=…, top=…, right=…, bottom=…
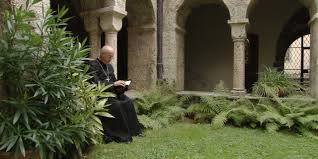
left=231, top=88, right=246, bottom=96
left=310, top=88, right=318, bottom=99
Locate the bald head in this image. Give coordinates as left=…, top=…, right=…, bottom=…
left=99, top=45, right=114, bottom=64
left=101, top=45, right=114, bottom=55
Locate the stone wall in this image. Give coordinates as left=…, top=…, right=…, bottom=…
left=162, top=0, right=318, bottom=92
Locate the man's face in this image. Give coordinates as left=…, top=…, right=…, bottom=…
left=100, top=51, right=114, bottom=64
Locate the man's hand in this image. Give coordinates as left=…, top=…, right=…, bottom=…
left=114, top=80, right=126, bottom=87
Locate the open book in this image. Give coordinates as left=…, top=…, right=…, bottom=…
left=124, top=80, right=131, bottom=86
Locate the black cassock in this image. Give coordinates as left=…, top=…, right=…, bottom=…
left=89, top=59, right=141, bottom=143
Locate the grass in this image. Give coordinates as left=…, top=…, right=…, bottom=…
left=88, top=123, right=318, bottom=159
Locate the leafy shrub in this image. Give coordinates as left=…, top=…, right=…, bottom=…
left=0, top=2, right=111, bottom=158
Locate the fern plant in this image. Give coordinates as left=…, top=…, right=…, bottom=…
left=211, top=98, right=258, bottom=129
left=211, top=94, right=318, bottom=138
left=252, top=67, right=301, bottom=97
left=187, top=96, right=231, bottom=123
left=214, top=80, right=230, bottom=94
left=134, top=85, right=186, bottom=129
left=186, top=81, right=232, bottom=123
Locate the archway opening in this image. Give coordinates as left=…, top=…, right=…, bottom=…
left=247, top=0, right=309, bottom=91
left=284, top=34, right=310, bottom=86
left=184, top=4, right=232, bottom=91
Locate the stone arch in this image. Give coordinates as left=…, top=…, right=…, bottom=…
left=79, top=0, right=105, bottom=12
left=246, top=0, right=309, bottom=72
left=274, top=7, right=310, bottom=71
left=126, top=0, right=156, bottom=27
left=118, top=0, right=157, bottom=89
left=246, top=0, right=318, bottom=18
left=175, top=0, right=233, bottom=91
left=176, top=0, right=231, bottom=28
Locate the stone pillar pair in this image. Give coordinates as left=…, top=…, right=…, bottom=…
left=228, top=19, right=249, bottom=95
left=82, top=7, right=127, bottom=75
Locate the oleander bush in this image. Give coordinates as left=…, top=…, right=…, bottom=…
left=0, top=1, right=112, bottom=158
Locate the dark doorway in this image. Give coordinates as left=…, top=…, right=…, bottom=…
left=245, top=34, right=259, bottom=92
left=117, top=17, right=128, bottom=80
left=50, top=0, right=88, bottom=43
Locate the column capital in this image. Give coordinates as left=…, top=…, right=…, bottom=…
left=99, top=6, right=127, bottom=32
left=309, top=12, right=318, bottom=26
left=228, top=18, right=249, bottom=40
left=103, top=0, right=126, bottom=9
left=82, top=13, right=100, bottom=33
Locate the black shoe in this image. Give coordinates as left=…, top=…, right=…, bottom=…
left=104, top=136, right=113, bottom=144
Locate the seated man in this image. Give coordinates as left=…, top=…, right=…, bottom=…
left=88, top=45, right=142, bottom=143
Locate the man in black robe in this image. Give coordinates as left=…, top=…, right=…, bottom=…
left=88, top=45, right=142, bottom=143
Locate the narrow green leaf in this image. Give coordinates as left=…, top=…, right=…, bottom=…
left=44, top=95, right=48, bottom=104
left=19, top=137, right=26, bottom=157
left=0, top=139, right=11, bottom=150
left=0, top=122, right=5, bottom=135
left=94, top=112, right=114, bottom=118
left=33, top=89, right=40, bottom=97
left=23, top=112, right=30, bottom=129
left=91, top=116, right=101, bottom=125
left=97, top=98, right=107, bottom=108
left=25, top=84, right=37, bottom=87
left=13, top=110, right=22, bottom=124
left=6, top=136, right=18, bottom=152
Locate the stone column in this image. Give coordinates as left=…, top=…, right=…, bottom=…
left=228, top=19, right=249, bottom=95
left=83, top=14, right=101, bottom=59
left=309, top=13, right=318, bottom=98
left=104, top=30, right=118, bottom=69
left=99, top=7, right=127, bottom=74
left=175, top=25, right=186, bottom=91
left=128, top=26, right=157, bottom=89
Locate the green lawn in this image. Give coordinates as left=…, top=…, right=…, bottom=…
left=88, top=123, right=318, bottom=159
